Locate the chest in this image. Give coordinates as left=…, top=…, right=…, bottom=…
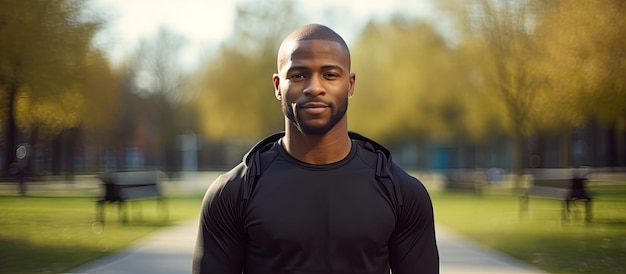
left=244, top=167, right=396, bottom=251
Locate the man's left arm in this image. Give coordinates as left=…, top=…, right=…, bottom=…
left=389, top=169, right=439, bottom=274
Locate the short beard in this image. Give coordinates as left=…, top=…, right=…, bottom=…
left=283, top=96, right=348, bottom=135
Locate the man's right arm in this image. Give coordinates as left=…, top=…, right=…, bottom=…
left=193, top=169, right=247, bottom=274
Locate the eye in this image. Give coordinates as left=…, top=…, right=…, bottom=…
left=288, top=73, right=305, bottom=80
left=324, top=72, right=339, bottom=79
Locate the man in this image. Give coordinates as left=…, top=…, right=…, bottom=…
left=193, top=24, right=439, bottom=274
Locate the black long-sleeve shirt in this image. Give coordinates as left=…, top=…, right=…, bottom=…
left=193, top=133, right=439, bottom=274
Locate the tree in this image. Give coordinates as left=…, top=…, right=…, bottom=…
left=350, top=17, right=460, bottom=144
left=349, top=16, right=512, bottom=169
left=194, top=0, right=301, bottom=141
left=80, top=50, right=123, bottom=169
left=442, top=0, right=543, bottom=181
left=133, top=27, right=188, bottom=101
left=126, top=27, right=191, bottom=168
left=533, top=0, right=626, bottom=166
left=0, top=0, right=102, bottom=175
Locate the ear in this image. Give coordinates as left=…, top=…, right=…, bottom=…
left=348, top=72, right=356, bottom=98
left=273, top=73, right=281, bottom=100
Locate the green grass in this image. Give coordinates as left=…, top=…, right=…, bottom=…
left=0, top=196, right=203, bottom=274
left=431, top=182, right=626, bottom=274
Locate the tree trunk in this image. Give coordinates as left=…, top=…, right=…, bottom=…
left=512, top=125, right=524, bottom=192
left=3, top=83, right=19, bottom=177
left=559, top=133, right=571, bottom=167
left=607, top=122, right=619, bottom=168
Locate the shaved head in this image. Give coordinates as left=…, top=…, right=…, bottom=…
left=277, top=24, right=351, bottom=71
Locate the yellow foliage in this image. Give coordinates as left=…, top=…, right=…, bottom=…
left=533, top=0, right=626, bottom=131
left=1, top=0, right=104, bottom=141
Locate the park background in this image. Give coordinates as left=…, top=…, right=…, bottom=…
left=2, top=0, right=625, bottom=177
left=1, top=0, right=625, bottom=273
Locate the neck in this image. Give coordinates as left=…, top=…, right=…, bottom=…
left=282, top=121, right=352, bottom=165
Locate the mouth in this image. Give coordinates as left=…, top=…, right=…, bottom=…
left=299, top=102, right=329, bottom=115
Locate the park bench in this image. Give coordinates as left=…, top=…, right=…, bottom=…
left=95, top=170, right=167, bottom=224
left=519, top=168, right=593, bottom=223
left=444, top=169, right=488, bottom=192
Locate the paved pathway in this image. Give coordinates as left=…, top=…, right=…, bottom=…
left=436, top=226, right=547, bottom=273
left=68, top=219, right=199, bottom=274
left=68, top=220, right=547, bottom=274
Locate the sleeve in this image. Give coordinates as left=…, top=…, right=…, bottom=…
left=193, top=167, right=247, bottom=274
left=388, top=167, right=439, bottom=274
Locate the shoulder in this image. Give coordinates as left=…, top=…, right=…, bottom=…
left=212, top=163, right=247, bottom=191
left=390, top=164, right=427, bottom=193
left=391, top=164, right=431, bottom=198
left=201, top=163, right=247, bottom=208
left=389, top=164, right=434, bottom=214
left=204, top=137, right=283, bottom=203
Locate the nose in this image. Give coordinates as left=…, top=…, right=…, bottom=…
left=303, top=75, right=326, bottom=97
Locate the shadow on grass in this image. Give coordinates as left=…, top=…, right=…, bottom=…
left=0, top=237, right=108, bottom=274
left=588, top=219, right=626, bottom=226
left=0, top=195, right=196, bottom=274
left=0, top=217, right=176, bottom=274
left=500, top=232, right=626, bottom=274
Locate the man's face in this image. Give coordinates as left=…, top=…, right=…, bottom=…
left=273, top=40, right=355, bottom=135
